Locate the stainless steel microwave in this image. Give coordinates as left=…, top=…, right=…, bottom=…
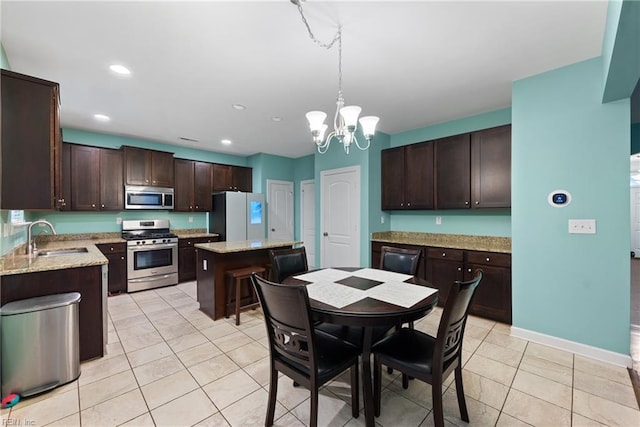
left=125, top=186, right=174, bottom=210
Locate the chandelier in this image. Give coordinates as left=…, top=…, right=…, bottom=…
left=292, top=0, right=380, bottom=154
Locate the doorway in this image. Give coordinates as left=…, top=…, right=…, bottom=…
left=320, top=165, right=360, bottom=268
left=300, top=179, right=316, bottom=268
left=267, top=180, right=293, bottom=241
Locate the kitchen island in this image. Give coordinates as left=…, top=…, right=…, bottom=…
left=195, top=238, right=300, bottom=320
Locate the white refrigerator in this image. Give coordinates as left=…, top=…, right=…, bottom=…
left=209, top=192, right=266, bottom=241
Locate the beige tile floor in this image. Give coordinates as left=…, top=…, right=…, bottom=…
left=2, top=281, right=639, bottom=427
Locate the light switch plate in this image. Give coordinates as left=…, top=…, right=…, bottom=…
left=436, top=216, right=442, bottom=225
left=568, top=219, right=596, bottom=234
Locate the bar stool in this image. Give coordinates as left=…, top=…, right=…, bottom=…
left=225, top=266, right=265, bottom=325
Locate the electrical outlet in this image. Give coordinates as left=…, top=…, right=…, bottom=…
left=3, top=224, right=9, bottom=238
left=436, top=216, right=442, bottom=225
left=116, top=217, right=122, bottom=225
left=380, top=216, right=384, bottom=224
left=188, top=216, right=193, bottom=223
left=568, top=219, right=596, bottom=234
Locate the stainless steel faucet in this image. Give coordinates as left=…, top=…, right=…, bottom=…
left=26, top=220, right=57, bottom=255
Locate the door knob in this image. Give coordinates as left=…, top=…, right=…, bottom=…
left=323, top=232, right=328, bottom=237
left=271, top=228, right=275, bottom=232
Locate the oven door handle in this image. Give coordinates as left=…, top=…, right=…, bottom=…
left=127, top=243, right=178, bottom=252
left=128, top=274, right=176, bottom=283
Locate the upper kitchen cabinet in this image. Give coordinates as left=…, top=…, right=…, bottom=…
left=174, top=159, right=212, bottom=212
left=123, top=146, right=174, bottom=187
left=471, top=125, right=511, bottom=208
left=434, top=126, right=511, bottom=209
left=212, top=164, right=252, bottom=192
left=435, top=133, right=471, bottom=209
left=70, top=144, right=123, bottom=211
left=1, top=70, right=64, bottom=210
left=381, top=141, right=434, bottom=210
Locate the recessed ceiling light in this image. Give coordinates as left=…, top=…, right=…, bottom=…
left=109, top=64, right=131, bottom=75
left=221, top=139, right=232, bottom=145
left=93, top=114, right=111, bottom=122
left=271, top=116, right=282, bottom=122
left=232, top=104, right=246, bottom=110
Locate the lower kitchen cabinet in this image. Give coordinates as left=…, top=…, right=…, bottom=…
left=97, top=243, right=127, bottom=295
left=1, top=265, right=105, bottom=361
left=179, top=236, right=219, bottom=283
left=373, top=241, right=512, bottom=324
left=425, top=247, right=465, bottom=308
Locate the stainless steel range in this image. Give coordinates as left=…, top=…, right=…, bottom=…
left=122, top=219, right=178, bottom=292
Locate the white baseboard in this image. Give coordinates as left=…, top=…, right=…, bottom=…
left=510, top=326, right=633, bottom=368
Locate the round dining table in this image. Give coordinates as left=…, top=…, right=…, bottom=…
left=283, top=267, right=439, bottom=427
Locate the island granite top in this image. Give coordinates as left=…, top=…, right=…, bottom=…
left=195, top=239, right=302, bottom=254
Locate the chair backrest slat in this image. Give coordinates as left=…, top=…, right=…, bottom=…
left=435, top=270, right=483, bottom=368
left=252, top=274, right=316, bottom=370
left=379, top=245, right=421, bottom=275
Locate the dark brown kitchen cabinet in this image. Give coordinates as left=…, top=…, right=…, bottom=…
left=70, top=144, right=123, bottom=211
left=465, top=250, right=512, bottom=324
left=425, top=247, right=465, bottom=308
left=1, top=265, right=105, bottom=361
left=212, top=164, right=252, bottom=192
left=175, top=159, right=212, bottom=212
left=435, top=133, right=471, bottom=209
left=97, top=243, right=127, bottom=295
left=124, top=145, right=174, bottom=187
left=471, top=125, right=511, bottom=208
left=381, top=142, right=434, bottom=210
left=179, top=236, right=219, bottom=282
left=60, top=142, right=72, bottom=211
left=1, top=69, right=65, bottom=210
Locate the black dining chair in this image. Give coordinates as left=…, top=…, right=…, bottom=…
left=268, top=246, right=309, bottom=283
left=251, top=274, right=360, bottom=427
left=379, top=245, right=421, bottom=275
left=372, top=270, right=483, bottom=427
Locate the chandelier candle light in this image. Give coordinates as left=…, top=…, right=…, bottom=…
left=292, top=0, right=379, bottom=154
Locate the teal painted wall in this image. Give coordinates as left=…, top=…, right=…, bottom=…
left=388, top=109, right=512, bottom=237
left=512, top=57, right=630, bottom=354
left=368, top=133, right=391, bottom=241
left=293, top=155, right=314, bottom=240
left=602, top=0, right=640, bottom=103
left=0, top=43, right=10, bottom=69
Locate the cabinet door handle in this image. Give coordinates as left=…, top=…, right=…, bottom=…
left=110, top=247, right=114, bottom=251
left=145, top=179, right=149, bottom=183
left=101, top=204, right=105, bottom=208
left=400, top=202, right=404, bottom=207
left=152, top=180, right=157, bottom=184
left=486, top=257, right=490, bottom=262
left=457, top=267, right=462, bottom=272
left=475, top=201, right=480, bottom=205
left=91, top=203, right=96, bottom=208
left=467, top=268, right=472, bottom=273
left=407, top=202, right=411, bottom=207
left=442, top=253, right=446, bottom=257
left=120, top=256, right=125, bottom=260
left=465, top=201, right=469, bottom=205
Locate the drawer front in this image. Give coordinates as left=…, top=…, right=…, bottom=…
left=96, top=243, right=126, bottom=254
left=427, top=247, right=464, bottom=262
left=466, top=251, right=511, bottom=268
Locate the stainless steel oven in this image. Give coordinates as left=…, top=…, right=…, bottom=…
left=122, top=220, right=178, bottom=292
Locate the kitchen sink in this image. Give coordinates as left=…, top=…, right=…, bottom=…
left=37, top=247, right=88, bottom=257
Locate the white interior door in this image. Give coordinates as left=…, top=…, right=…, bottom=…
left=300, top=179, right=316, bottom=268
left=267, top=180, right=293, bottom=241
left=321, top=166, right=360, bottom=268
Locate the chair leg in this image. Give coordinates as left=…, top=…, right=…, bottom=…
left=310, top=387, right=319, bottom=427
left=351, top=361, right=359, bottom=418
left=373, top=355, right=382, bottom=417
left=431, top=377, right=445, bottom=427
left=265, top=367, right=278, bottom=427
left=235, top=278, right=241, bottom=325
left=402, top=373, right=409, bottom=389
left=454, top=364, right=469, bottom=422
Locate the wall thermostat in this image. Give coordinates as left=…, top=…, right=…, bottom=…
left=548, top=190, right=571, bottom=207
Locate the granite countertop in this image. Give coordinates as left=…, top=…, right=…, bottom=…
left=172, top=229, right=220, bottom=239
left=372, top=231, right=511, bottom=253
left=0, top=240, right=108, bottom=276
left=195, top=239, right=302, bottom=254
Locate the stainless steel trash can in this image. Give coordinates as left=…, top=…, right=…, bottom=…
left=1, top=292, right=81, bottom=397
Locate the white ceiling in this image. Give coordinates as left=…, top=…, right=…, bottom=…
left=1, top=1, right=610, bottom=158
